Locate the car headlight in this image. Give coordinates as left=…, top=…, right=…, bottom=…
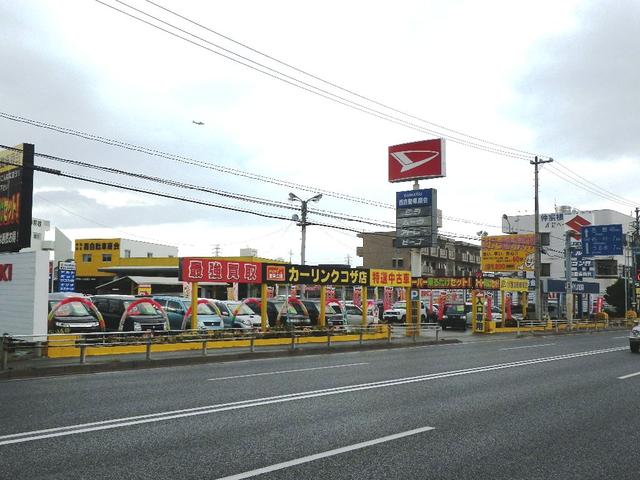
left=134, top=323, right=142, bottom=331
left=632, top=329, right=640, bottom=337
left=241, top=319, right=252, bottom=326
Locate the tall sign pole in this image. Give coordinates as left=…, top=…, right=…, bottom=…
left=531, top=156, right=553, bottom=321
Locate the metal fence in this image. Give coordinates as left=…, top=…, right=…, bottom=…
left=1, top=323, right=443, bottom=370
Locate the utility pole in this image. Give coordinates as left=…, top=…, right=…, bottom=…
left=633, top=207, right=640, bottom=312
left=213, top=244, right=221, bottom=256
left=531, top=156, right=554, bottom=322
left=289, top=192, right=322, bottom=265
left=345, top=254, right=352, bottom=266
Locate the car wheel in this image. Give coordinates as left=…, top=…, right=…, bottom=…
left=631, top=343, right=639, bottom=353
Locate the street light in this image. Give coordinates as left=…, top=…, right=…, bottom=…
left=502, top=214, right=514, bottom=234
left=288, top=192, right=322, bottom=265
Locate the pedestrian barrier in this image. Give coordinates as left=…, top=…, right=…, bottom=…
left=0, top=323, right=446, bottom=369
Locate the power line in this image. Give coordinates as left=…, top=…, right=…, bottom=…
left=95, top=0, right=546, bottom=161
left=143, top=0, right=543, bottom=160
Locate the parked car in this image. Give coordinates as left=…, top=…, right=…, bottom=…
left=466, top=305, right=503, bottom=327
left=47, top=293, right=103, bottom=333
left=221, top=300, right=265, bottom=330
left=383, top=301, right=427, bottom=324
left=630, top=324, right=640, bottom=353
left=244, top=298, right=311, bottom=329
left=301, top=300, right=345, bottom=329
left=441, top=303, right=471, bottom=330
left=343, top=303, right=378, bottom=327
left=153, top=296, right=224, bottom=331
left=92, top=295, right=169, bottom=332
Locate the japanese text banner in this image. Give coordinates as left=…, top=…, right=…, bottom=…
left=180, top=258, right=263, bottom=284
left=369, top=269, right=411, bottom=287
left=263, top=264, right=369, bottom=286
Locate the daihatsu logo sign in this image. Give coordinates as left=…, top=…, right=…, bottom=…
left=388, top=139, right=446, bottom=182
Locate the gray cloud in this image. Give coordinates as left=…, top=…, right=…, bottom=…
left=513, top=1, right=640, bottom=159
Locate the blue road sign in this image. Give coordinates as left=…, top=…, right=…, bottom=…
left=582, top=224, right=623, bottom=256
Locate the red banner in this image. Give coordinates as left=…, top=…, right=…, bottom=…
left=180, top=258, right=262, bottom=284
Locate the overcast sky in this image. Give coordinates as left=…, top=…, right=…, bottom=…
left=1, top=0, right=638, bottom=265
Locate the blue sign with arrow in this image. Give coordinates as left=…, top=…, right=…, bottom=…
left=582, top=224, right=623, bottom=256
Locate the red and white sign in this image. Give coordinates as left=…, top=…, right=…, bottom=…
left=180, top=258, right=263, bottom=284
left=388, top=138, right=446, bottom=183
left=0, top=263, right=12, bottom=282
left=565, top=214, right=591, bottom=240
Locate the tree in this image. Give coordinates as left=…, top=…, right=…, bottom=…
left=604, top=278, right=632, bottom=315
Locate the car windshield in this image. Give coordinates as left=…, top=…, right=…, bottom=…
left=392, top=302, right=406, bottom=309
left=123, top=301, right=158, bottom=316
left=446, top=305, right=465, bottom=314
left=196, top=303, right=215, bottom=315
left=231, top=303, right=255, bottom=316
left=50, top=301, right=90, bottom=317
left=216, top=302, right=231, bottom=315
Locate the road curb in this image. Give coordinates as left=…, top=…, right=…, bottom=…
left=0, top=338, right=461, bottom=380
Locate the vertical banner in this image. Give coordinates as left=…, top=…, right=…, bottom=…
left=383, top=287, right=393, bottom=312
left=437, top=292, right=446, bottom=320
left=353, top=286, right=362, bottom=305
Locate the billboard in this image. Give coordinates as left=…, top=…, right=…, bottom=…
left=388, top=139, right=446, bottom=183
left=481, top=234, right=536, bottom=272
left=57, top=261, right=77, bottom=292
left=179, top=258, right=263, bottom=284
left=582, top=224, right=624, bottom=256
left=0, top=144, right=34, bottom=253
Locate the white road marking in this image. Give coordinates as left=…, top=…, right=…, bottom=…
left=207, top=363, right=368, bottom=381
left=618, top=371, right=640, bottom=380
left=214, top=426, right=435, bottom=480
left=613, top=336, right=630, bottom=339
left=0, top=346, right=626, bottom=446
left=499, top=343, right=556, bottom=351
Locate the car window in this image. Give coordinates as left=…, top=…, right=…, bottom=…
left=392, top=302, right=406, bottom=309
left=346, top=305, right=359, bottom=314
left=155, top=299, right=167, bottom=307
left=232, top=304, right=254, bottom=316
left=167, top=301, right=183, bottom=313
left=216, top=302, right=231, bottom=315
left=196, top=303, right=214, bottom=315
left=52, top=301, right=90, bottom=317
left=108, top=300, right=122, bottom=314
left=445, top=305, right=465, bottom=314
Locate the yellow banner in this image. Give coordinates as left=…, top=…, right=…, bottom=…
left=369, top=269, right=412, bottom=287
left=500, top=278, right=529, bottom=292
left=481, top=234, right=536, bottom=272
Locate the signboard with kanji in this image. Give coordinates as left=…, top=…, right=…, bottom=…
left=570, top=241, right=594, bottom=278
left=481, top=234, right=536, bottom=272
left=369, top=269, right=411, bottom=287
left=581, top=224, right=624, bottom=256
left=0, top=144, right=34, bottom=252
left=262, top=263, right=369, bottom=286
left=395, top=188, right=438, bottom=249
left=412, top=277, right=474, bottom=289
left=57, top=261, right=76, bottom=292
left=499, top=278, right=529, bottom=292
left=179, top=258, right=263, bottom=284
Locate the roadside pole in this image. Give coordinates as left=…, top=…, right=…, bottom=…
left=532, top=156, right=553, bottom=323
left=190, top=282, right=199, bottom=330
left=565, top=232, right=573, bottom=328
left=320, top=285, right=326, bottom=328
left=260, top=283, right=268, bottom=332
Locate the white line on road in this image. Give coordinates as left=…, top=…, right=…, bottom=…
left=0, top=346, right=626, bottom=446
left=618, top=371, right=640, bottom=380
left=499, top=343, right=556, bottom=351
left=207, top=363, right=368, bottom=381
left=613, top=336, right=630, bottom=339
left=214, top=426, right=435, bottom=480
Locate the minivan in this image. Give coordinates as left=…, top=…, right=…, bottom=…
left=48, top=293, right=103, bottom=333
left=92, top=295, right=169, bottom=332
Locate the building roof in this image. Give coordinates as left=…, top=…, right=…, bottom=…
left=95, top=276, right=227, bottom=289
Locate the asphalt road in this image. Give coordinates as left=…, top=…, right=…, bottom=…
left=1, top=331, right=638, bottom=479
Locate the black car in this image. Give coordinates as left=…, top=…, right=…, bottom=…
left=441, top=303, right=470, bottom=331
left=92, top=295, right=168, bottom=332
left=245, top=298, right=311, bottom=329
left=48, top=293, right=103, bottom=333
left=301, top=300, right=345, bottom=328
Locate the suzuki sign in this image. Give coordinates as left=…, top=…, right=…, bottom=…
left=388, top=139, right=446, bottom=183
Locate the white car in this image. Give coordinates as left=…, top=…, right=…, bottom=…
left=343, top=303, right=378, bottom=327
left=382, top=301, right=427, bottom=324
left=630, top=324, right=640, bottom=353
left=219, top=300, right=267, bottom=330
